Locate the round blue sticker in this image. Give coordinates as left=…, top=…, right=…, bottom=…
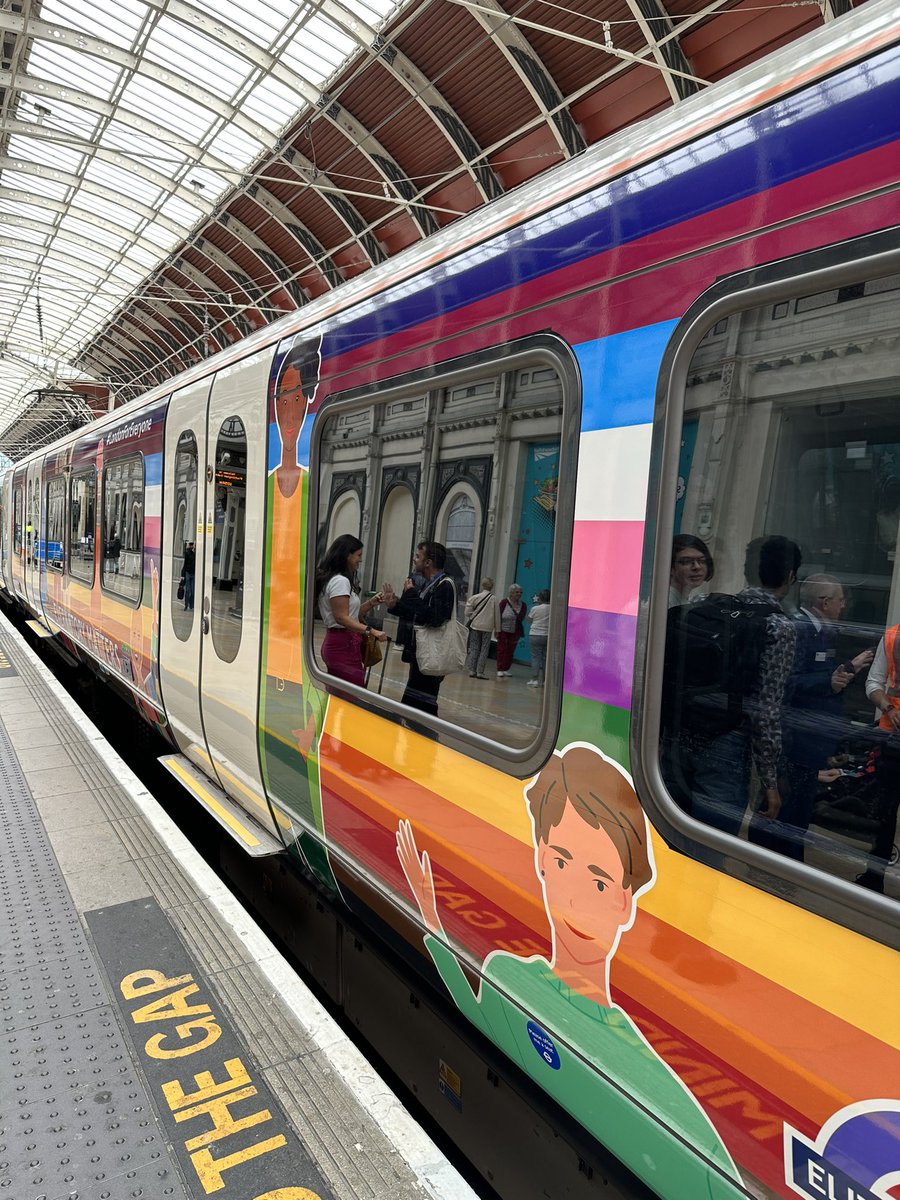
left=526, top=1020, right=561, bottom=1069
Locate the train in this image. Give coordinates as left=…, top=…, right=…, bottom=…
left=2, top=4, right=899, bottom=1198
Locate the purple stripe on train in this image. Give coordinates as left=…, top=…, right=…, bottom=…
left=563, top=607, right=636, bottom=711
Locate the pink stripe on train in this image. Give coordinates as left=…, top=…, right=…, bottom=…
left=569, top=521, right=644, bottom=616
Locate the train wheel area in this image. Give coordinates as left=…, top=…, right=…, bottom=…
left=0, top=609, right=476, bottom=1200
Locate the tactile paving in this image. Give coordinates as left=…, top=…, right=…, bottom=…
left=0, top=705, right=190, bottom=1199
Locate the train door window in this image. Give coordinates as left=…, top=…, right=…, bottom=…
left=171, top=430, right=198, bottom=642
left=45, top=478, right=66, bottom=573
left=654, top=262, right=900, bottom=904
left=210, top=417, right=246, bottom=664
left=309, top=337, right=579, bottom=771
left=13, top=485, right=23, bottom=560
left=101, top=454, right=144, bottom=602
left=69, top=470, right=95, bottom=584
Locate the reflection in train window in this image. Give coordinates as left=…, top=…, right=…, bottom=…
left=660, top=269, right=900, bottom=900
left=312, top=343, right=573, bottom=758
left=210, top=416, right=246, bottom=664
left=45, top=477, right=66, bottom=572
left=69, top=470, right=96, bottom=584
left=13, top=485, right=23, bottom=560
left=101, top=454, right=144, bottom=602
left=171, top=431, right=198, bottom=643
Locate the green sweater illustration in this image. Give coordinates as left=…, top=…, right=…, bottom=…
left=425, top=937, right=743, bottom=1200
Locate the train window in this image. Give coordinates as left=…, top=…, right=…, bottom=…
left=656, top=263, right=900, bottom=902
left=69, top=471, right=96, bottom=584
left=101, top=454, right=144, bottom=603
left=210, top=416, right=246, bottom=664
left=45, top=477, right=66, bottom=573
left=13, top=485, right=23, bottom=560
left=171, top=430, right=198, bottom=642
left=308, top=338, right=578, bottom=769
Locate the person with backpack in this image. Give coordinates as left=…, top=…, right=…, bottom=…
left=752, top=575, right=872, bottom=861
left=662, top=535, right=802, bottom=836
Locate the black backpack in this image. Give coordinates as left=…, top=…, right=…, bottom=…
left=663, top=592, right=778, bottom=737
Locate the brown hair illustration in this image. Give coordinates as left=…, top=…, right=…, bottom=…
left=525, top=746, right=653, bottom=892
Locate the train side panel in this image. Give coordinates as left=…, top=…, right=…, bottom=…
left=261, top=37, right=900, bottom=1200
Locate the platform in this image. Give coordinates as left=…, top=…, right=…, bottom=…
left=0, top=610, right=476, bottom=1200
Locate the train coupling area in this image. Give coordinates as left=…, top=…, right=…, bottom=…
left=0, top=610, right=477, bottom=1200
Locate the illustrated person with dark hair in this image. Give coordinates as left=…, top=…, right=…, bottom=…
left=397, top=744, right=741, bottom=1198
left=663, top=534, right=802, bottom=834
left=382, top=540, right=454, bottom=719
left=669, top=534, right=713, bottom=607
left=753, top=575, right=872, bottom=861
left=181, top=541, right=195, bottom=611
left=314, top=533, right=387, bottom=688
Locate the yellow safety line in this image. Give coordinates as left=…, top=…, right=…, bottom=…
left=164, top=757, right=260, bottom=848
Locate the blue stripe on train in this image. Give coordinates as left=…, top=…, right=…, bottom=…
left=319, top=46, right=900, bottom=361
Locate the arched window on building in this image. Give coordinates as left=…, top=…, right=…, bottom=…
left=443, top=490, right=478, bottom=612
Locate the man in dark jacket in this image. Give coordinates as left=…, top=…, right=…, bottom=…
left=384, top=540, right=454, bottom=721
left=181, top=542, right=196, bottom=611
left=752, top=574, right=872, bottom=860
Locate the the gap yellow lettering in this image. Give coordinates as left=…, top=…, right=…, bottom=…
left=120, top=969, right=193, bottom=999
left=163, top=1058, right=252, bottom=1112
left=145, top=1015, right=222, bottom=1059
left=190, top=1136, right=288, bottom=1193
left=175, top=1084, right=273, bottom=1151
left=131, top=983, right=212, bottom=1024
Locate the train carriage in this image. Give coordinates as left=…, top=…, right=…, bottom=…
left=2, top=5, right=899, bottom=1198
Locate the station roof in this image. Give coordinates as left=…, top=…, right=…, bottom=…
left=0, top=0, right=857, bottom=457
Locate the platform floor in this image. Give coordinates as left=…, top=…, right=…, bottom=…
left=0, top=610, right=475, bottom=1200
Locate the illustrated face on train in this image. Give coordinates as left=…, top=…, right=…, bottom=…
left=528, top=747, right=654, bottom=975
left=274, top=337, right=321, bottom=456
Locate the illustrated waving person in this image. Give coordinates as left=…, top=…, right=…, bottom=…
left=396, top=745, right=743, bottom=1200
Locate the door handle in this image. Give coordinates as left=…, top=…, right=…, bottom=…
left=202, top=615, right=210, bottom=635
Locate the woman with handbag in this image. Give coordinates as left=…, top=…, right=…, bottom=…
left=383, top=540, right=455, bottom=719
left=315, top=534, right=387, bottom=688
left=464, top=576, right=499, bottom=679
left=496, top=584, right=527, bottom=678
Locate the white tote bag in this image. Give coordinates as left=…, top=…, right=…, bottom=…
left=415, top=579, right=468, bottom=676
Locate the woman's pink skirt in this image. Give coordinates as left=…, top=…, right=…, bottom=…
left=322, top=627, right=365, bottom=687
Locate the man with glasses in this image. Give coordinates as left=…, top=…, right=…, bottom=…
left=752, top=574, right=871, bottom=860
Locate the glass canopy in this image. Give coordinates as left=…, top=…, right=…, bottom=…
left=0, top=0, right=402, bottom=432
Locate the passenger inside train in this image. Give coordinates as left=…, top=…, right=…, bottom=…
left=659, top=272, right=900, bottom=891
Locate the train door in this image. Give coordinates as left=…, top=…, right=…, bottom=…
left=159, top=350, right=278, bottom=839
left=23, top=460, right=42, bottom=612
left=199, top=350, right=274, bottom=832
left=11, top=466, right=26, bottom=602
left=160, top=377, right=212, bottom=770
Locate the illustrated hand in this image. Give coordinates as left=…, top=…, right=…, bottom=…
left=817, top=768, right=842, bottom=784
left=372, top=629, right=388, bottom=641
left=885, top=706, right=900, bottom=732
left=402, top=577, right=414, bottom=593
left=852, top=649, right=874, bottom=672
left=396, top=819, right=442, bottom=935
left=758, top=787, right=782, bottom=821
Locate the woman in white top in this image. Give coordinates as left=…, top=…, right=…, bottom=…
left=464, top=576, right=500, bottom=679
left=314, top=534, right=387, bottom=687
left=527, top=589, right=551, bottom=687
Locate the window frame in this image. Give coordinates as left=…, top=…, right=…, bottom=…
left=44, top=475, right=67, bottom=575
left=306, top=334, right=581, bottom=778
left=68, top=467, right=97, bottom=586
left=99, top=452, right=145, bottom=606
left=632, top=228, right=900, bottom=949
